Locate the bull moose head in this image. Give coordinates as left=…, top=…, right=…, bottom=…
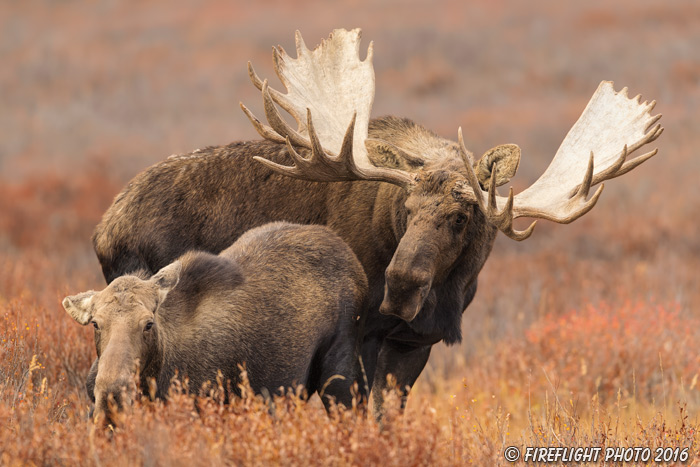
left=241, top=29, right=662, bottom=322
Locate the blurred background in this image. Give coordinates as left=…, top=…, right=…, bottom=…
left=1, top=0, right=699, bottom=435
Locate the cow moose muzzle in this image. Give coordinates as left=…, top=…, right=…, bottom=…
left=92, top=342, right=141, bottom=424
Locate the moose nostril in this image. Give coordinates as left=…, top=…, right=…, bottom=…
left=96, top=379, right=133, bottom=403
left=418, top=283, right=430, bottom=300
left=379, top=274, right=432, bottom=322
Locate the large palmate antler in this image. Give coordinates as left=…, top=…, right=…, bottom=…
left=242, top=30, right=663, bottom=242
left=240, top=28, right=415, bottom=188
left=457, top=81, right=663, bottom=240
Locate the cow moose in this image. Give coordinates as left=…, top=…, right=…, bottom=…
left=92, top=29, right=663, bottom=417
left=64, top=222, right=367, bottom=423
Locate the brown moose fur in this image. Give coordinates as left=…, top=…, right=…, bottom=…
left=93, top=116, right=498, bottom=414
left=68, top=222, right=367, bottom=420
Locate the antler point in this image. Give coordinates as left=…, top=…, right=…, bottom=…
left=364, top=41, right=374, bottom=63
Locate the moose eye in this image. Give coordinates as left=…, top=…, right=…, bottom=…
left=455, top=213, right=468, bottom=226
left=144, top=322, right=154, bottom=332
left=92, top=321, right=99, bottom=330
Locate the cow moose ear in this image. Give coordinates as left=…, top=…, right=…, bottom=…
left=62, top=291, right=97, bottom=325
left=365, top=138, right=425, bottom=171
left=151, top=261, right=182, bottom=305
left=474, top=144, right=521, bottom=189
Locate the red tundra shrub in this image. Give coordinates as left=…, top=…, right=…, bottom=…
left=523, top=301, right=700, bottom=403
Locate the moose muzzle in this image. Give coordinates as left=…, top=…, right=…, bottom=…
left=92, top=338, right=140, bottom=423
left=379, top=269, right=432, bottom=322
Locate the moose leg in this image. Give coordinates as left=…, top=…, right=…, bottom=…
left=317, top=332, right=370, bottom=412
left=318, top=368, right=358, bottom=412
left=370, top=340, right=431, bottom=421
left=358, top=334, right=381, bottom=396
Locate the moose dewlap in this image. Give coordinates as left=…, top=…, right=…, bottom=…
left=63, top=222, right=367, bottom=422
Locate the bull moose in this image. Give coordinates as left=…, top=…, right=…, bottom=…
left=92, top=29, right=663, bottom=416
left=64, top=222, right=367, bottom=422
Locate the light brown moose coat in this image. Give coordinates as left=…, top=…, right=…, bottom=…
left=66, top=222, right=367, bottom=422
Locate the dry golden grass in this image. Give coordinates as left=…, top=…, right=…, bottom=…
left=2, top=0, right=700, bottom=464
left=1, top=168, right=699, bottom=465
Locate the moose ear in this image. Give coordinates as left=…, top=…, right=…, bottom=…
left=365, top=138, right=425, bottom=170
left=151, top=261, right=182, bottom=303
left=474, top=144, right=521, bottom=189
left=62, top=291, right=97, bottom=325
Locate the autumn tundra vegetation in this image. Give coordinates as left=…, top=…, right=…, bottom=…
left=2, top=1, right=700, bottom=465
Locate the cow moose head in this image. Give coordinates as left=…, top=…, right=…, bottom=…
left=62, top=263, right=182, bottom=423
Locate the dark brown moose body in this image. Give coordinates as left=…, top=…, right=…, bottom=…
left=92, top=29, right=663, bottom=416
left=66, top=222, right=367, bottom=422
left=94, top=119, right=494, bottom=412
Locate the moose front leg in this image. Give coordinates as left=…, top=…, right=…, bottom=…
left=370, top=339, right=432, bottom=421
